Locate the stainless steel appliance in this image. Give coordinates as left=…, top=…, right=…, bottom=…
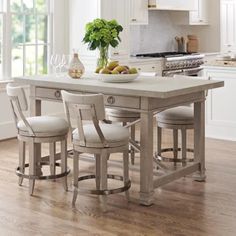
left=136, top=52, right=204, bottom=77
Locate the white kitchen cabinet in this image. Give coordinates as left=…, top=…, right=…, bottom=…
left=128, top=60, right=162, bottom=75
left=204, top=66, right=236, bottom=140
left=129, top=0, right=149, bottom=25
left=170, top=0, right=209, bottom=25
left=69, top=0, right=130, bottom=71
left=189, top=0, right=209, bottom=25
left=221, top=0, right=236, bottom=53
left=149, top=0, right=195, bottom=11
left=102, top=0, right=130, bottom=57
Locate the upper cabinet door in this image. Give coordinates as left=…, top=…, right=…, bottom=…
left=129, top=0, right=149, bottom=25
left=151, top=0, right=195, bottom=11
left=190, top=0, right=209, bottom=25
left=101, top=0, right=130, bottom=57
left=221, top=0, right=236, bottom=53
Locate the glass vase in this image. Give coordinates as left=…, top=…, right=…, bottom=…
left=97, top=46, right=109, bottom=68
left=68, top=53, right=85, bottom=79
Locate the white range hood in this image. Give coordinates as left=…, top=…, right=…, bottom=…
left=148, top=0, right=196, bottom=11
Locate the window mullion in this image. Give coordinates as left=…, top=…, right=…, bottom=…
left=3, top=0, right=11, bottom=79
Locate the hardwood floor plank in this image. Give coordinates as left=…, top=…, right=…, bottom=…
left=0, top=135, right=236, bottom=235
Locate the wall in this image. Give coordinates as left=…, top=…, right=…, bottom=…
left=0, top=0, right=69, bottom=140
left=130, top=10, right=194, bottom=54
left=130, top=0, right=221, bottom=54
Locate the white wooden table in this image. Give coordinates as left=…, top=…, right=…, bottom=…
left=14, top=74, right=224, bottom=206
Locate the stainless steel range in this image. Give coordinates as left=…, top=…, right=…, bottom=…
left=136, top=52, right=204, bottom=77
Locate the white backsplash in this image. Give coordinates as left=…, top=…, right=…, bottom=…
left=130, top=11, right=193, bottom=55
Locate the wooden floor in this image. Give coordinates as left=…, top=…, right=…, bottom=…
left=0, top=132, right=236, bottom=236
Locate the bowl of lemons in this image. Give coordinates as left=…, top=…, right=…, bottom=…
left=94, top=61, right=138, bottom=83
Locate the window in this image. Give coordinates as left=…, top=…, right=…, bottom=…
left=0, top=0, right=52, bottom=79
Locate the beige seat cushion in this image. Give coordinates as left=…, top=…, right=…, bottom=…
left=18, top=116, right=69, bottom=137
left=106, top=108, right=140, bottom=118
left=157, top=106, right=194, bottom=125
left=72, top=124, right=129, bottom=148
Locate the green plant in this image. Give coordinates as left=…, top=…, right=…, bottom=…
left=83, top=18, right=123, bottom=67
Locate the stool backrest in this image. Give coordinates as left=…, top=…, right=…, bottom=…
left=61, top=90, right=108, bottom=147
left=6, top=83, right=35, bottom=136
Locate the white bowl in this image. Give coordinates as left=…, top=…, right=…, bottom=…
left=94, top=73, right=138, bottom=83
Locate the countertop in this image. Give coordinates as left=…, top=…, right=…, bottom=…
left=203, top=60, right=236, bottom=69
left=14, top=74, right=224, bottom=99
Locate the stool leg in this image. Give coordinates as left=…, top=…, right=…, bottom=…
left=123, top=149, right=130, bottom=202
left=61, top=139, right=68, bottom=191
left=18, top=141, right=26, bottom=186
left=157, top=127, right=162, bottom=157
left=130, top=125, right=135, bottom=165
left=72, top=151, right=79, bottom=206
left=95, top=154, right=101, bottom=190
left=173, top=129, right=178, bottom=161
left=181, top=129, right=187, bottom=165
left=100, top=152, right=108, bottom=211
left=29, top=140, right=36, bottom=196
left=49, top=142, right=56, bottom=177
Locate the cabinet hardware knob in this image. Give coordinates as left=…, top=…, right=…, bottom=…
left=138, top=68, right=141, bottom=71
left=152, top=66, right=155, bottom=69
left=107, top=96, right=115, bottom=104
left=54, top=90, right=61, bottom=98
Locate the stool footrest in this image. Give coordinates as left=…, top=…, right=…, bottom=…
left=155, top=147, right=194, bottom=163
left=76, top=174, right=131, bottom=195
left=16, top=162, right=70, bottom=180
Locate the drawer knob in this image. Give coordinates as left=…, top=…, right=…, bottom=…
left=54, top=90, right=61, bottom=98
left=107, top=96, right=115, bottom=104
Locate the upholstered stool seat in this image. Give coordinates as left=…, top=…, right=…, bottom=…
left=157, top=106, right=194, bottom=125
left=156, top=106, right=194, bottom=164
left=18, top=116, right=69, bottom=137
left=72, top=124, right=129, bottom=148
left=106, top=108, right=140, bottom=119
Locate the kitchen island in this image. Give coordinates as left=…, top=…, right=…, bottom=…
left=14, top=74, right=224, bottom=205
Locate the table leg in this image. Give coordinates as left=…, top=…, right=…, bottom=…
left=140, top=111, right=154, bottom=206
left=30, top=87, right=42, bottom=176
left=193, top=100, right=206, bottom=181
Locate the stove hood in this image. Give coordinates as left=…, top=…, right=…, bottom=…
left=148, top=0, right=196, bottom=11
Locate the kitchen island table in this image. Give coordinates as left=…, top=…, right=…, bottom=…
left=14, top=74, right=224, bottom=206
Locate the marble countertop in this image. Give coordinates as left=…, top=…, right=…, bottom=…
left=203, top=60, right=236, bottom=68
left=14, top=74, right=224, bottom=99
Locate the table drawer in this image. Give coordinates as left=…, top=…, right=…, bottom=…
left=36, top=87, right=64, bottom=100
left=104, top=94, right=140, bottom=109
left=36, top=87, right=140, bottom=109
left=36, top=87, right=83, bottom=100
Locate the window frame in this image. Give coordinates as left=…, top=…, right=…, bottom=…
left=0, top=0, right=54, bottom=80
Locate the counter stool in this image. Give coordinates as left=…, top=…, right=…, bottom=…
left=61, top=91, right=131, bottom=208
left=7, top=83, right=70, bottom=195
left=156, top=106, right=194, bottom=165
left=106, top=108, right=140, bottom=165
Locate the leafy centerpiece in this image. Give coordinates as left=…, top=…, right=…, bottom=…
left=83, top=18, right=123, bottom=68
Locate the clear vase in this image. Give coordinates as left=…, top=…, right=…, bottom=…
left=68, top=53, right=85, bottom=79
left=97, top=46, right=109, bottom=68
